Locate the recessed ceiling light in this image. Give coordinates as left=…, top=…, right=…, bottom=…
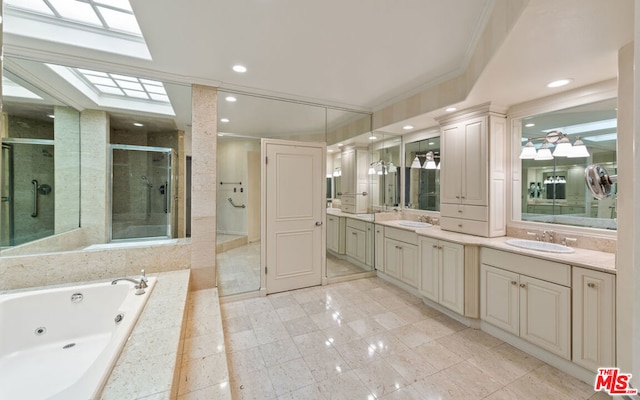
left=328, top=149, right=334, bottom=153
left=403, top=125, right=414, bottom=130
left=220, top=118, right=230, bottom=123
left=218, top=133, right=224, bottom=137
left=337, top=143, right=343, bottom=147
left=428, top=142, right=435, bottom=145
left=47, top=114, right=55, bottom=119
left=445, top=107, right=457, bottom=112
left=232, top=65, right=247, bottom=73
left=225, top=96, right=237, bottom=102
left=547, top=79, right=572, bottom=88
left=133, top=122, right=144, bottom=127
left=369, top=136, right=377, bottom=140
left=525, top=123, right=535, bottom=127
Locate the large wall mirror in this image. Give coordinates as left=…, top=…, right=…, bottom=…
left=404, top=132, right=441, bottom=211
left=1, top=56, right=192, bottom=256
left=369, top=132, right=401, bottom=211
left=515, top=98, right=617, bottom=230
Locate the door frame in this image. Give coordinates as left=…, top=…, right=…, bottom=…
left=260, top=138, right=327, bottom=295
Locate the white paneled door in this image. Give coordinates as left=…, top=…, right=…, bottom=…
left=263, top=140, right=325, bottom=294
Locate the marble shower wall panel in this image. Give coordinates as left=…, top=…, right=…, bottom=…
left=54, top=106, right=80, bottom=234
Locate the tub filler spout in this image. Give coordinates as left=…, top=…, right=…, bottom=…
left=112, top=269, right=148, bottom=295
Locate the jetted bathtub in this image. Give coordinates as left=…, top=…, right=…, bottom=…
left=0, top=277, right=157, bottom=400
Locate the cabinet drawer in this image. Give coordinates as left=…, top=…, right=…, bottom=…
left=341, top=204, right=355, bottom=213
left=481, top=248, right=570, bottom=287
left=440, top=217, right=488, bottom=237
left=384, top=226, right=418, bottom=245
left=341, top=196, right=355, bottom=206
left=441, top=204, right=488, bottom=221
left=347, top=218, right=368, bottom=231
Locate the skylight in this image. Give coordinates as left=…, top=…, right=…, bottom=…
left=542, top=119, right=617, bottom=136
left=5, top=0, right=142, bottom=36
left=4, top=0, right=151, bottom=60
left=75, top=68, right=170, bottom=103
left=2, top=76, right=43, bottom=100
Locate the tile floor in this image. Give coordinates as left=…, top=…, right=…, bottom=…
left=217, top=243, right=373, bottom=296
left=221, top=277, right=612, bottom=400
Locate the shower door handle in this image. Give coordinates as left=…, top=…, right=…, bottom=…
left=31, top=179, right=38, bottom=217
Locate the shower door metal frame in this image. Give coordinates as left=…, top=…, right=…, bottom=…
left=109, top=144, right=176, bottom=242
left=1, top=143, right=15, bottom=246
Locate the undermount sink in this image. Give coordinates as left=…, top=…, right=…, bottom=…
left=505, top=239, right=574, bottom=254
left=398, top=221, right=433, bottom=228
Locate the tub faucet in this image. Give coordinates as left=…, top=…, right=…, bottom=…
left=112, top=270, right=148, bottom=295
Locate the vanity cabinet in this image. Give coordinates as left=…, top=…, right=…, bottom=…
left=419, top=237, right=465, bottom=315
left=327, top=214, right=345, bottom=254
left=480, top=249, right=571, bottom=359
left=340, top=147, right=368, bottom=214
left=572, top=267, right=616, bottom=372
left=383, top=227, right=418, bottom=287
left=439, top=108, right=506, bottom=237
left=345, top=218, right=372, bottom=267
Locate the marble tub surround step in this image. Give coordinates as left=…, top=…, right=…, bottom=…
left=100, top=269, right=191, bottom=400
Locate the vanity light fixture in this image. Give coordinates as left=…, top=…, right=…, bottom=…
left=368, top=165, right=376, bottom=175
left=337, top=143, right=343, bottom=147
left=423, top=151, right=437, bottom=169
left=369, top=136, right=377, bottom=140
left=232, top=65, right=247, bottom=73
left=410, top=156, right=422, bottom=168
left=369, top=160, right=395, bottom=175
left=333, top=167, right=341, bottom=177
left=520, top=130, right=590, bottom=160
left=225, top=96, right=237, bottom=102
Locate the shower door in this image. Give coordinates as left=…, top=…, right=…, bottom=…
left=110, top=145, right=175, bottom=241
left=1, top=140, right=55, bottom=247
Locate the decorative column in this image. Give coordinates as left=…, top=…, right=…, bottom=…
left=190, top=85, right=217, bottom=290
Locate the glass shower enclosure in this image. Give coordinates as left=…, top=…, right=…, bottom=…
left=110, top=144, right=176, bottom=241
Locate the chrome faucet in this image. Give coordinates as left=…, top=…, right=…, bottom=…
left=112, top=269, right=148, bottom=295
left=542, top=230, right=554, bottom=243
left=418, top=215, right=432, bottom=223
left=526, top=231, right=541, bottom=241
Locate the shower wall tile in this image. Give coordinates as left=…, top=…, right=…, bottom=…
left=80, top=110, right=110, bottom=244
left=54, top=106, right=81, bottom=234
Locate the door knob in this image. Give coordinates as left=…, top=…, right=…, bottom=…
left=315, top=221, right=323, bottom=226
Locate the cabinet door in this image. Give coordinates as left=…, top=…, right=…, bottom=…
left=341, top=149, right=355, bottom=196
left=346, top=227, right=366, bottom=264
left=327, top=216, right=339, bottom=253
left=439, top=240, right=465, bottom=315
left=519, top=275, right=571, bottom=359
left=384, top=238, right=402, bottom=279
left=400, top=244, right=418, bottom=288
left=461, top=117, right=487, bottom=206
left=441, top=123, right=463, bottom=204
left=374, top=226, right=384, bottom=270
left=572, top=267, right=616, bottom=371
left=480, top=264, right=519, bottom=336
left=419, top=237, right=439, bottom=302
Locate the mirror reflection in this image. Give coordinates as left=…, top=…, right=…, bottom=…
left=519, top=98, right=617, bottom=229
left=1, top=57, right=192, bottom=255
left=404, top=136, right=441, bottom=211
left=369, top=133, right=401, bottom=211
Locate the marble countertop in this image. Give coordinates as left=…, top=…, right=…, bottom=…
left=327, top=209, right=375, bottom=221
left=375, top=220, right=616, bottom=274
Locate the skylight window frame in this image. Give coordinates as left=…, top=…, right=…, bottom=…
left=71, top=68, right=171, bottom=105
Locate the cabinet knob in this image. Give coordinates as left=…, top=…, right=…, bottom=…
left=461, top=196, right=466, bottom=199
left=432, top=245, right=438, bottom=249
left=587, top=283, right=596, bottom=288
left=458, top=224, right=463, bottom=228
left=455, top=195, right=460, bottom=199
left=376, top=230, right=380, bottom=233
left=352, top=232, right=357, bottom=235
left=510, top=281, right=517, bottom=285
left=438, top=246, right=443, bottom=250
left=519, top=283, right=526, bottom=288
left=458, top=209, right=463, bottom=213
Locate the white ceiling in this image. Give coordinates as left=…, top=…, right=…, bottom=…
left=2, top=0, right=634, bottom=138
